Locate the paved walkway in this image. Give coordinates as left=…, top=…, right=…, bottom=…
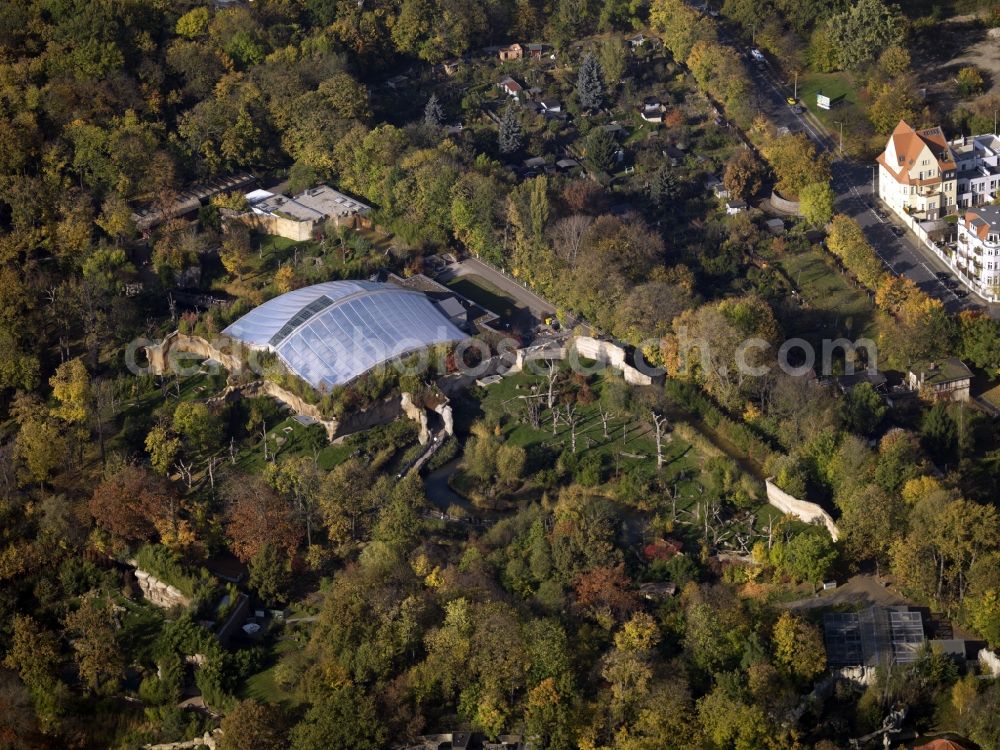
left=439, top=257, right=558, bottom=319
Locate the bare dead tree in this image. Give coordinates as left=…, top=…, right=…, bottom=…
left=650, top=411, right=669, bottom=470
left=564, top=404, right=579, bottom=453
left=525, top=399, right=541, bottom=429
left=175, top=459, right=195, bottom=491
left=206, top=455, right=220, bottom=492
left=546, top=361, right=560, bottom=410
left=598, top=407, right=613, bottom=439
left=548, top=214, right=592, bottom=267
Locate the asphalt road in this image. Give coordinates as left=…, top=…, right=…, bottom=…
left=741, top=53, right=995, bottom=317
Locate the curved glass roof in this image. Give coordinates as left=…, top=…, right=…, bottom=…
left=223, top=281, right=467, bottom=390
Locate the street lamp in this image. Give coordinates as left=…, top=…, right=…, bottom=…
left=834, top=120, right=843, bottom=155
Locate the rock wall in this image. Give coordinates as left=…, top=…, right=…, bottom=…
left=209, top=380, right=340, bottom=440
left=134, top=569, right=192, bottom=609
left=144, top=729, right=220, bottom=750
left=770, top=190, right=802, bottom=216
left=401, top=392, right=430, bottom=445
left=146, top=332, right=243, bottom=376
left=147, top=332, right=454, bottom=443
left=980, top=648, right=1000, bottom=677
left=765, top=478, right=840, bottom=541
left=506, top=336, right=656, bottom=386
left=572, top=336, right=655, bottom=386
left=434, top=403, right=455, bottom=436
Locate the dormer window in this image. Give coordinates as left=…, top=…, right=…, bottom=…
left=989, top=233, right=998, bottom=243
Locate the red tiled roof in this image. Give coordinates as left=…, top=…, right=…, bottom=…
left=880, top=120, right=956, bottom=185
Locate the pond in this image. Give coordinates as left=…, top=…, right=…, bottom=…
left=422, top=458, right=472, bottom=514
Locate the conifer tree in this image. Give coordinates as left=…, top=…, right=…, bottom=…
left=498, top=103, right=523, bottom=154
left=424, top=94, right=444, bottom=128
left=577, top=53, right=606, bottom=111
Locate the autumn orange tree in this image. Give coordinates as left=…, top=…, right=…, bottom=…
left=224, top=475, right=302, bottom=562
left=89, top=462, right=180, bottom=543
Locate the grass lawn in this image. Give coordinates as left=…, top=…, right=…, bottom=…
left=235, top=415, right=327, bottom=473
left=777, top=246, right=880, bottom=345
left=241, top=636, right=302, bottom=706
left=476, top=369, right=704, bottom=496
left=797, top=72, right=861, bottom=126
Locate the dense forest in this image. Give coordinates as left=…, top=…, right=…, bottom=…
left=3, top=0, right=1000, bottom=749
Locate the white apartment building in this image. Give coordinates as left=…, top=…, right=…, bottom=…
left=956, top=204, right=1000, bottom=301
left=949, top=132, right=1000, bottom=208
left=877, top=121, right=957, bottom=221
left=877, top=121, right=1000, bottom=220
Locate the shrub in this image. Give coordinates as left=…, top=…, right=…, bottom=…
left=957, top=66, right=984, bottom=97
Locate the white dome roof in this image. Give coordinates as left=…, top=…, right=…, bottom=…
left=223, top=281, right=466, bottom=390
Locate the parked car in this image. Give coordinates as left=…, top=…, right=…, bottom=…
left=954, top=289, right=969, bottom=298
left=786, top=96, right=797, bottom=105
left=889, top=225, right=905, bottom=237
left=943, top=279, right=959, bottom=290
left=750, top=48, right=765, bottom=62
left=935, top=271, right=951, bottom=280
left=791, top=104, right=804, bottom=114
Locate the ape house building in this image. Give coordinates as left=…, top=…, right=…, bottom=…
left=223, top=281, right=468, bottom=390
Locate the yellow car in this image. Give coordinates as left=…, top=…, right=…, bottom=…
left=786, top=96, right=797, bottom=105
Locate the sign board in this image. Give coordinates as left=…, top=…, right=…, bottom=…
left=817, top=92, right=831, bottom=110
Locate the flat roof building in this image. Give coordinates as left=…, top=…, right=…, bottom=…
left=239, top=184, right=373, bottom=241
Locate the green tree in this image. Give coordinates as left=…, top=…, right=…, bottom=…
left=584, top=127, right=618, bottom=173
left=778, top=529, right=837, bottom=589
left=969, top=589, right=1000, bottom=649
left=827, top=0, right=905, bottom=70
left=290, top=686, right=385, bottom=750
left=649, top=165, right=682, bottom=210
left=959, top=312, right=1000, bottom=370
left=172, top=401, right=220, bottom=454
left=249, top=544, right=291, bottom=606
left=651, top=0, right=717, bottom=62
left=868, top=82, right=918, bottom=134
left=49, top=357, right=91, bottom=427
left=146, top=425, right=182, bottom=476
left=839, top=382, right=887, bottom=436
left=957, top=66, right=985, bottom=97
left=176, top=7, right=210, bottom=38
left=772, top=612, right=826, bottom=681
left=220, top=223, right=252, bottom=281
left=3, top=615, right=67, bottom=732
left=921, top=402, right=957, bottom=465
left=64, top=594, right=124, bottom=696
left=799, top=181, right=835, bottom=226
left=319, top=459, right=380, bottom=543
left=762, top=133, right=830, bottom=198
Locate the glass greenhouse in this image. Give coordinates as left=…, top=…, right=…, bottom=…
left=223, top=281, right=468, bottom=390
